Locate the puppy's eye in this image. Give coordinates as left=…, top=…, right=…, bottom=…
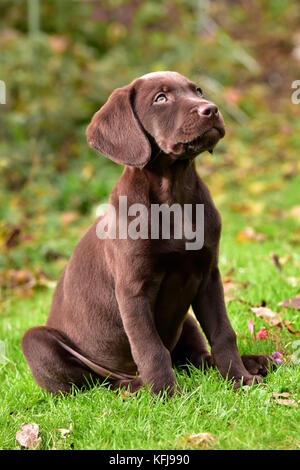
left=196, top=87, right=203, bottom=96
left=154, top=93, right=167, bottom=103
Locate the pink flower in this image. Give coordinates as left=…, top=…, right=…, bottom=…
left=256, top=326, right=268, bottom=339
left=248, top=318, right=254, bottom=336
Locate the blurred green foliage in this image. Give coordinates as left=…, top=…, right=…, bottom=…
left=0, top=0, right=300, bottom=281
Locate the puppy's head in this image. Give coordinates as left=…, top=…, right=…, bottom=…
left=87, top=71, right=225, bottom=168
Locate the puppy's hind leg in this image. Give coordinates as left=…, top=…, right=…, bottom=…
left=171, top=314, right=213, bottom=371
left=21, top=326, right=102, bottom=394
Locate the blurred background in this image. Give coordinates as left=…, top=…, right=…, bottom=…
left=0, top=0, right=300, bottom=297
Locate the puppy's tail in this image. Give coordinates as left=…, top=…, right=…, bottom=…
left=56, top=339, right=135, bottom=381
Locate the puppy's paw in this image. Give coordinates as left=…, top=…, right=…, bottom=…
left=233, top=374, right=263, bottom=390
left=241, top=354, right=275, bottom=376
left=149, top=379, right=181, bottom=397
left=143, top=370, right=181, bottom=397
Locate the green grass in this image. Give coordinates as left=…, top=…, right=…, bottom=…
left=1, top=0, right=300, bottom=451
left=0, top=296, right=299, bottom=450
left=1, top=125, right=300, bottom=450
left=1, top=182, right=300, bottom=450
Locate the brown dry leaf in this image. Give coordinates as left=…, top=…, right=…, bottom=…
left=223, top=276, right=248, bottom=294
left=230, top=202, right=265, bottom=216
left=34, top=268, right=57, bottom=289
left=268, top=207, right=285, bottom=218
left=275, top=399, right=298, bottom=407
left=229, top=203, right=251, bottom=214
left=269, top=318, right=283, bottom=328
left=56, top=423, right=73, bottom=438
left=279, top=254, right=292, bottom=265
left=270, top=392, right=290, bottom=398
left=5, top=225, right=21, bottom=248
left=82, top=164, right=94, bottom=180
left=60, top=211, right=78, bottom=225
left=236, top=227, right=265, bottom=243
left=283, top=321, right=300, bottom=337
left=251, top=307, right=279, bottom=322
left=16, top=422, right=41, bottom=449
left=278, top=294, right=300, bottom=311
left=0, top=268, right=56, bottom=296
left=289, top=205, right=300, bottom=222
left=270, top=253, right=282, bottom=271
left=248, top=181, right=283, bottom=195
left=269, top=318, right=300, bottom=336
left=5, top=269, right=36, bottom=297
left=178, top=432, right=216, bottom=449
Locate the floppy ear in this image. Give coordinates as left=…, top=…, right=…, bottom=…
left=86, top=84, right=151, bottom=168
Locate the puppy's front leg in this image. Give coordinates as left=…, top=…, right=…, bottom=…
left=192, top=267, right=262, bottom=388
left=115, top=284, right=178, bottom=395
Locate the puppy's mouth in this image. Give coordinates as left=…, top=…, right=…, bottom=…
left=179, top=127, right=225, bottom=155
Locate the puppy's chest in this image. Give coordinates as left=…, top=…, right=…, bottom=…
left=151, top=178, right=222, bottom=252
left=149, top=200, right=221, bottom=254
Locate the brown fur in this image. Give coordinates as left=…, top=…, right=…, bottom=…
left=22, top=72, right=273, bottom=395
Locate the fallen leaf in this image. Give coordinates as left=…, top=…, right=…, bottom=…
left=269, top=318, right=283, bottom=328
left=34, top=268, right=57, bottom=289
left=278, top=294, right=300, bottom=311
left=0, top=268, right=56, bottom=295
left=269, top=318, right=300, bottom=336
left=229, top=202, right=264, bottom=216
left=289, top=205, right=300, bottom=222
left=283, top=321, right=300, bottom=337
left=5, top=225, right=21, bottom=248
left=279, top=254, right=292, bottom=265
left=248, top=181, right=283, bottom=195
left=236, top=227, right=265, bottom=242
left=251, top=307, right=279, bottom=322
left=247, top=181, right=268, bottom=195
left=270, top=253, right=283, bottom=271
left=9, top=269, right=36, bottom=289
left=275, top=399, right=298, bottom=407
left=60, top=211, right=78, bottom=225
left=16, top=422, right=41, bottom=449
left=56, top=423, right=73, bottom=438
left=222, top=276, right=248, bottom=294
left=270, top=392, right=290, bottom=398
left=178, top=432, right=216, bottom=449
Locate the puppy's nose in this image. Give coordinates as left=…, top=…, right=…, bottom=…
left=198, top=103, right=219, bottom=118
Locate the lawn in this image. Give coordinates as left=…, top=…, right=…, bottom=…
left=1, top=130, right=300, bottom=450
left=0, top=0, right=299, bottom=452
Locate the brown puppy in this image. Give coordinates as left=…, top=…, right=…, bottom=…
left=22, top=71, right=273, bottom=395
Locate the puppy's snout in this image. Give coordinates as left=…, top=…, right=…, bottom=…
left=198, top=103, right=219, bottom=118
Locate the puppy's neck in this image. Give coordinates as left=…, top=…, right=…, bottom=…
left=143, top=156, right=198, bottom=205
